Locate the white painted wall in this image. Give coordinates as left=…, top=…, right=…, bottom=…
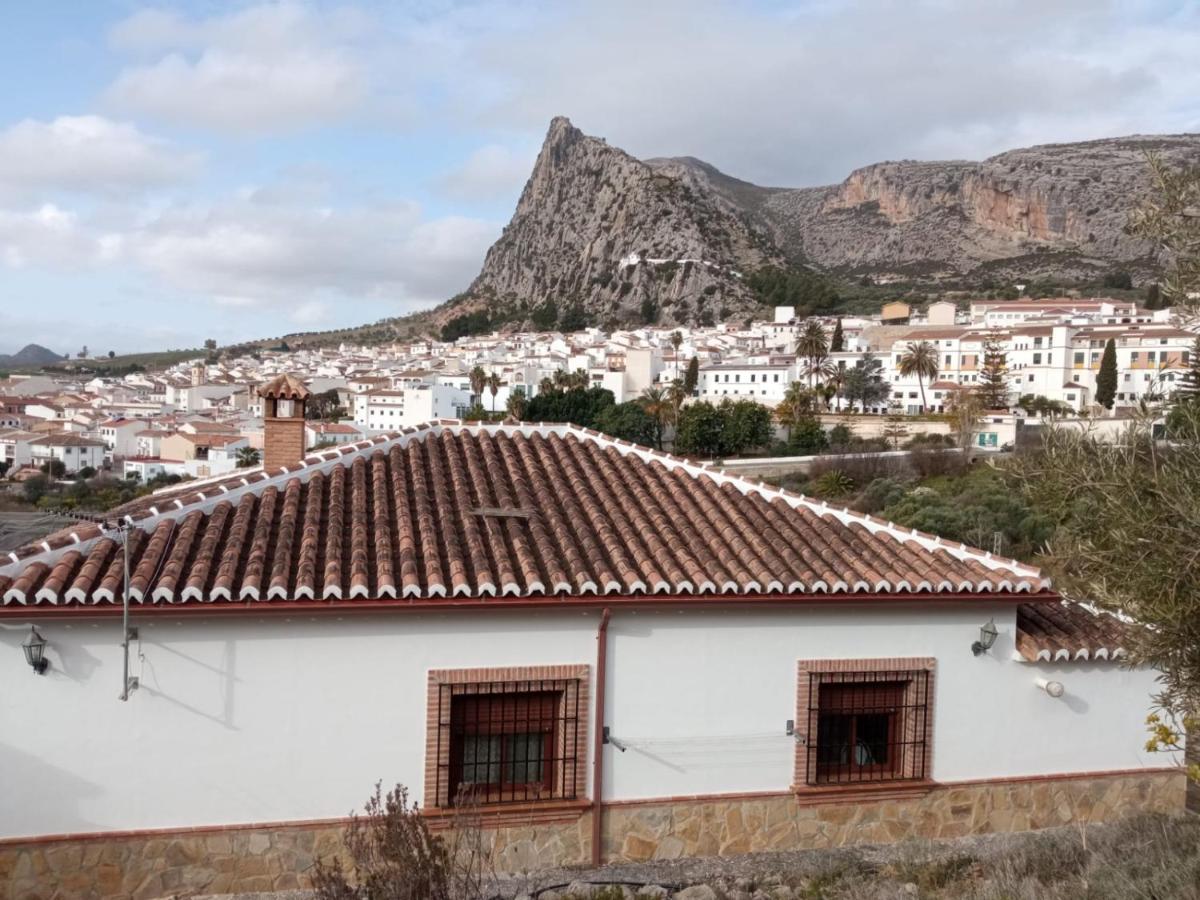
left=0, top=611, right=600, bottom=838
left=0, top=603, right=1163, bottom=841
left=603, top=604, right=1161, bottom=799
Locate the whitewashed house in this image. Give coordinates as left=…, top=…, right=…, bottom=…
left=98, top=417, right=143, bottom=459
left=0, top=394, right=1185, bottom=898
left=305, top=421, right=364, bottom=448
left=26, top=433, right=106, bottom=474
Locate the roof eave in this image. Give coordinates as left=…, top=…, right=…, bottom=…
left=0, top=589, right=1062, bottom=620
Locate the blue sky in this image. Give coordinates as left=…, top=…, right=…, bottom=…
left=0, top=1, right=1197, bottom=355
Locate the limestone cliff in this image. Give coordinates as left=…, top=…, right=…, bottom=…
left=765, top=134, right=1200, bottom=280
left=449, top=121, right=1200, bottom=329
left=447, top=117, right=782, bottom=329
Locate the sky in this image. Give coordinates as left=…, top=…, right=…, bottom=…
left=0, top=1, right=1197, bottom=356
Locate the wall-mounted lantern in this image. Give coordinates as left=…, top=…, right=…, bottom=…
left=971, top=619, right=999, bottom=656
left=22, top=626, right=49, bottom=675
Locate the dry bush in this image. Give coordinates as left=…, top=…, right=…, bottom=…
left=907, top=448, right=968, bottom=479
left=313, top=783, right=495, bottom=900
left=807, top=453, right=908, bottom=486
left=790, top=815, right=1200, bottom=900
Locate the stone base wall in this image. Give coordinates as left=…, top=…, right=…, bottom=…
left=1, top=771, right=1183, bottom=900
left=601, top=770, right=1183, bottom=863
left=0, top=823, right=347, bottom=900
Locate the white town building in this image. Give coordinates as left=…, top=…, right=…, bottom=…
left=26, top=433, right=106, bottom=474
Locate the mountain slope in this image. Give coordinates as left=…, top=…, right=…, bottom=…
left=0, top=344, right=63, bottom=368
left=443, top=121, right=1199, bottom=332
left=762, top=134, right=1200, bottom=281
left=444, top=117, right=785, bottom=330
left=246, top=124, right=1200, bottom=349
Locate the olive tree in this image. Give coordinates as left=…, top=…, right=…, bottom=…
left=1015, top=406, right=1200, bottom=781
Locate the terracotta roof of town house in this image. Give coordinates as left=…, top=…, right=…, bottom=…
left=177, top=433, right=245, bottom=448
left=28, top=433, right=106, bottom=447
left=1015, top=602, right=1131, bottom=662
left=0, top=422, right=1056, bottom=611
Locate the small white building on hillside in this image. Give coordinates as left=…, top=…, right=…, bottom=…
left=26, top=433, right=106, bottom=473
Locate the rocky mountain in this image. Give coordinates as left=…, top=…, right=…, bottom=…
left=444, top=117, right=785, bottom=331
left=762, top=134, right=1200, bottom=282
left=0, top=344, right=63, bottom=368
left=446, top=120, right=1200, bottom=331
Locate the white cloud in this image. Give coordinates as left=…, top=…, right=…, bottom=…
left=105, top=3, right=367, bottom=134
left=291, top=300, right=331, bottom=325
left=0, top=116, right=199, bottom=196
left=0, top=175, right=499, bottom=322
left=127, top=187, right=499, bottom=310
left=421, top=0, right=1200, bottom=187
left=439, top=143, right=536, bottom=200
left=0, top=204, right=114, bottom=270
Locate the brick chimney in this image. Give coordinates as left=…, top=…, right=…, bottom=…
left=257, top=374, right=310, bottom=469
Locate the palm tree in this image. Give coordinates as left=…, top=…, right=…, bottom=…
left=469, top=365, right=487, bottom=404
left=796, top=321, right=828, bottom=387
left=826, top=364, right=847, bottom=412
left=666, top=379, right=687, bottom=429
left=640, top=386, right=670, bottom=449
left=548, top=368, right=589, bottom=392
left=775, top=381, right=818, bottom=439
left=486, top=372, right=501, bottom=414
left=236, top=446, right=261, bottom=468
left=670, top=331, right=683, bottom=379
left=898, top=341, right=939, bottom=413
left=506, top=387, right=528, bottom=420
left=800, top=357, right=837, bottom=393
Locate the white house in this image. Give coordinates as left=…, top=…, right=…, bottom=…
left=356, top=385, right=471, bottom=433
left=122, top=457, right=186, bottom=481
left=98, top=417, right=143, bottom=458
left=25, top=433, right=106, bottom=474
left=0, top=416, right=1183, bottom=898
left=305, top=421, right=364, bottom=448
left=0, top=430, right=37, bottom=471
left=699, top=360, right=794, bottom=403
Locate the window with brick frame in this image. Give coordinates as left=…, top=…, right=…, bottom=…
left=425, top=665, right=589, bottom=809
left=795, top=658, right=935, bottom=789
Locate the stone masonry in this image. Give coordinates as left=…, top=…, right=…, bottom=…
left=0, top=770, right=1183, bottom=900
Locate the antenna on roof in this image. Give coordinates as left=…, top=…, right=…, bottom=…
left=43, top=507, right=139, bottom=702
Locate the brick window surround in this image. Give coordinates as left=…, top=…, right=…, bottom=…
left=794, top=657, right=936, bottom=790
left=425, top=665, right=590, bottom=810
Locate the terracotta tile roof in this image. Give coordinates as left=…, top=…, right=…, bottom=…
left=28, top=433, right=106, bottom=448
left=1015, top=602, right=1131, bottom=662
left=0, top=423, right=1053, bottom=609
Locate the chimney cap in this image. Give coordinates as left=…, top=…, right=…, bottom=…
left=257, top=373, right=311, bottom=401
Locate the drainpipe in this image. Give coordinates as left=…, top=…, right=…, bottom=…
left=591, top=607, right=612, bottom=866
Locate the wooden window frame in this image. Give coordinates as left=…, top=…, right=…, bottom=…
left=425, top=665, right=589, bottom=810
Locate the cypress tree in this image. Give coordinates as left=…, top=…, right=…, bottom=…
left=1144, top=283, right=1162, bottom=310
left=830, top=318, right=845, bottom=352
left=683, top=356, right=700, bottom=394
left=1096, top=338, right=1118, bottom=410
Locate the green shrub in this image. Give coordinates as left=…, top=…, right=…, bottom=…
left=813, top=470, right=855, bottom=497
